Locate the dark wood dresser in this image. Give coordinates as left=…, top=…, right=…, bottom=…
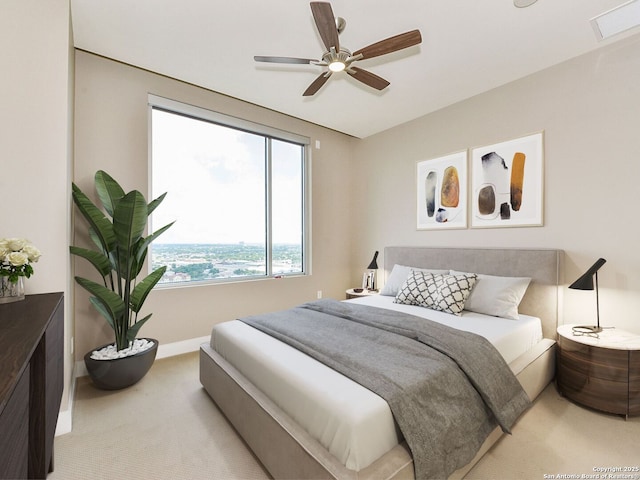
left=0, top=293, right=64, bottom=479
left=556, top=324, right=640, bottom=419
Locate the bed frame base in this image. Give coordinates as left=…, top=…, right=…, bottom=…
left=200, top=338, right=555, bottom=480
left=200, top=344, right=414, bottom=480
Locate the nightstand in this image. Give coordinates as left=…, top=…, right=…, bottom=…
left=556, top=324, right=640, bottom=418
left=345, top=288, right=378, bottom=300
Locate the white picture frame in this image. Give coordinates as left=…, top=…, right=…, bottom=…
left=416, top=151, right=468, bottom=230
left=470, top=132, right=544, bottom=228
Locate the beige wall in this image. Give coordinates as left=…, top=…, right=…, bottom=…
left=0, top=0, right=74, bottom=415
left=352, top=34, right=640, bottom=334
left=73, top=51, right=356, bottom=359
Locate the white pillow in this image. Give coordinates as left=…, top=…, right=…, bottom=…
left=380, top=264, right=449, bottom=296
left=395, top=270, right=477, bottom=315
left=450, top=270, right=531, bottom=320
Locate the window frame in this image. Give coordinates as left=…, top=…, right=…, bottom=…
left=147, top=94, right=311, bottom=286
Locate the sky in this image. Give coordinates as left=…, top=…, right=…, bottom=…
left=150, top=108, right=303, bottom=245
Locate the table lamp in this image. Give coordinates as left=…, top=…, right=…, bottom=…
left=569, top=258, right=606, bottom=333
left=364, top=251, right=379, bottom=291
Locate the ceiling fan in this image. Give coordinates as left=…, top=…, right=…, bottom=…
left=254, top=1, right=422, bottom=96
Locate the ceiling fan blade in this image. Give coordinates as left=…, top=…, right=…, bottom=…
left=310, top=2, right=339, bottom=51
left=347, top=67, right=390, bottom=91
left=352, top=29, right=422, bottom=60
left=303, top=72, right=332, bottom=96
left=254, top=56, right=318, bottom=65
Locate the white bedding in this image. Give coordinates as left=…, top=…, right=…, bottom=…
left=209, top=296, right=543, bottom=471
left=351, top=295, right=543, bottom=364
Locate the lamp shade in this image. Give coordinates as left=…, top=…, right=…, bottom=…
left=569, top=258, right=606, bottom=290
left=367, top=251, right=379, bottom=270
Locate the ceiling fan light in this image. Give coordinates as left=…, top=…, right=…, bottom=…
left=329, top=61, right=346, bottom=72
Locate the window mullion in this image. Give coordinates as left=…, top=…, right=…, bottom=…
left=301, top=146, right=307, bottom=275
left=265, top=138, right=273, bottom=277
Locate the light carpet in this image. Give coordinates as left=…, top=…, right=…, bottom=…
left=51, top=352, right=639, bottom=480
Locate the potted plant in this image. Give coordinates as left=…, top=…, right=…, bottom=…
left=70, top=170, right=174, bottom=389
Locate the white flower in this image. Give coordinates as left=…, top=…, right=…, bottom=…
left=7, top=238, right=27, bottom=251
left=0, top=239, right=9, bottom=258
left=22, top=244, right=41, bottom=262
left=7, top=251, right=29, bottom=267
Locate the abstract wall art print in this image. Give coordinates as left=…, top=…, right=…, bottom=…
left=416, top=151, right=467, bottom=230
left=471, top=132, right=543, bottom=228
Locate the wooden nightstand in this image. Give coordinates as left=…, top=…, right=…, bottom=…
left=556, top=324, right=640, bottom=418
left=345, top=288, right=378, bottom=300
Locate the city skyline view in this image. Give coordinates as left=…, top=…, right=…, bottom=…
left=151, top=243, right=303, bottom=284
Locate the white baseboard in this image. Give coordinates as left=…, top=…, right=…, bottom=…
left=55, top=366, right=77, bottom=436
left=59, top=335, right=210, bottom=436
left=55, top=405, right=73, bottom=436
left=156, top=335, right=210, bottom=360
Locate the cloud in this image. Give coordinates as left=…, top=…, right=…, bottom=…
left=151, top=109, right=302, bottom=244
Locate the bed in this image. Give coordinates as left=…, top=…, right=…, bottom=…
left=200, top=246, right=564, bottom=479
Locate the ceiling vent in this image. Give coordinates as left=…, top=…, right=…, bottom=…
left=591, top=0, right=640, bottom=40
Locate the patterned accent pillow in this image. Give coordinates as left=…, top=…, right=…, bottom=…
left=394, top=270, right=440, bottom=308
left=395, top=270, right=478, bottom=315
left=379, top=264, right=449, bottom=296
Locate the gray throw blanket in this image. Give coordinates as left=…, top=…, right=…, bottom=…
left=240, top=299, right=531, bottom=479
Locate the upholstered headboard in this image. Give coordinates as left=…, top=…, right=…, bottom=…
left=384, top=247, right=564, bottom=339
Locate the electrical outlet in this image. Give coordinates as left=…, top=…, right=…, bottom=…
left=317, top=290, right=322, bottom=299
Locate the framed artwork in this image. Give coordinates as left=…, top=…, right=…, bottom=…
left=470, top=132, right=544, bottom=228
left=416, top=151, right=467, bottom=230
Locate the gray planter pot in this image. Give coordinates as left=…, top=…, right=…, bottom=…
left=84, top=338, right=158, bottom=390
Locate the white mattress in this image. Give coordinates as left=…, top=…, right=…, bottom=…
left=209, top=296, right=543, bottom=471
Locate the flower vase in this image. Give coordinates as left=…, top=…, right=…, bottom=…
left=0, top=276, right=25, bottom=303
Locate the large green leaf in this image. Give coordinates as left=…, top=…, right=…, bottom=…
left=126, top=313, right=152, bottom=342
left=89, top=296, right=117, bottom=331
left=95, top=170, right=125, bottom=218
left=69, top=246, right=112, bottom=277
left=115, top=245, right=133, bottom=282
left=132, top=238, right=147, bottom=278
left=72, top=183, right=116, bottom=253
left=88, top=227, right=107, bottom=256
left=74, top=276, right=126, bottom=328
left=113, top=191, right=148, bottom=252
left=130, top=266, right=167, bottom=313
left=134, top=221, right=175, bottom=265
left=147, top=192, right=167, bottom=216
left=129, top=222, right=174, bottom=277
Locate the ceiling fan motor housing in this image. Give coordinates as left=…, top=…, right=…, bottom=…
left=254, top=2, right=422, bottom=95
left=322, top=47, right=353, bottom=71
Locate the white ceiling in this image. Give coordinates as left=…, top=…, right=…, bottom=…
left=70, top=0, right=639, bottom=138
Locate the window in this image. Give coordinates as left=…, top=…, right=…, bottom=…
left=149, top=95, right=309, bottom=285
